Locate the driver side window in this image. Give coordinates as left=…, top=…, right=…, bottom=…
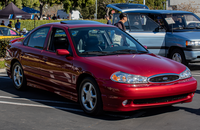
left=48, top=28, right=71, bottom=53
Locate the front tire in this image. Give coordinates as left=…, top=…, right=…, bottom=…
left=170, top=48, right=188, bottom=65
left=12, top=62, right=27, bottom=90
left=79, top=77, right=103, bottom=115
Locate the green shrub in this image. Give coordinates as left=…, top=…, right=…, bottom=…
left=0, top=60, right=5, bottom=69
left=0, top=37, right=19, bottom=58
left=9, top=19, right=107, bottom=31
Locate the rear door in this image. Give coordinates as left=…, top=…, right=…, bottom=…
left=20, top=27, right=50, bottom=85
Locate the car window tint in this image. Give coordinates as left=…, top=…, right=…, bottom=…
left=48, top=28, right=70, bottom=53
left=88, top=30, right=108, bottom=50
left=28, top=27, right=50, bottom=49
left=70, top=27, right=146, bottom=56
left=128, top=14, right=165, bottom=32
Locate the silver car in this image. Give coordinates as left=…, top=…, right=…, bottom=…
left=108, top=3, right=200, bottom=65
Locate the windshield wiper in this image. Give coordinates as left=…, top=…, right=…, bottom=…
left=137, top=50, right=148, bottom=54
left=112, top=49, right=138, bottom=54
left=183, top=27, right=196, bottom=29
left=171, top=27, right=183, bottom=30
left=80, top=51, right=109, bottom=56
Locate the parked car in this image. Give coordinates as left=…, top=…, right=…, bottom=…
left=0, top=25, right=21, bottom=39
left=4, top=20, right=197, bottom=115
left=107, top=4, right=200, bottom=65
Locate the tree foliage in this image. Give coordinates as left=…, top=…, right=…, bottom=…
left=130, top=0, right=165, bottom=9
left=0, top=0, right=167, bottom=19
left=177, top=0, right=200, bottom=13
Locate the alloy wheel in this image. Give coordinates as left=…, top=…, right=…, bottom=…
left=81, top=82, right=97, bottom=111
left=13, top=64, right=23, bottom=87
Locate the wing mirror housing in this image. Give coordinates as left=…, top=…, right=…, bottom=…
left=56, top=49, right=70, bottom=56
left=144, top=45, right=147, bottom=49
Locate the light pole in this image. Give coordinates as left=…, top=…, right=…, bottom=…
left=143, top=0, right=145, bottom=5
left=95, top=0, right=97, bottom=19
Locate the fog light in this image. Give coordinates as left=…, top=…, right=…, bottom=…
left=122, top=100, right=128, bottom=106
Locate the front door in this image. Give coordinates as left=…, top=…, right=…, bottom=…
left=40, top=27, right=77, bottom=100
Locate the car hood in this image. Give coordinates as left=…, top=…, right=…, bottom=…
left=85, top=54, right=186, bottom=77
left=173, top=31, right=200, bottom=40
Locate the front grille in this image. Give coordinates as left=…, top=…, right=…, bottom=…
left=133, top=93, right=189, bottom=105
left=149, top=75, right=179, bottom=83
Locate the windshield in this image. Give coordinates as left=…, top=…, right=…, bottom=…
left=163, top=13, right=200, bottom=30
left=70, top=27, right=148, bottom=57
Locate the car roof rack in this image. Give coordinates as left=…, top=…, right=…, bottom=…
left=60, top=20, right=103, bottom=25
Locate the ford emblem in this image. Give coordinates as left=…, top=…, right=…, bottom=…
left=163, top=77, right=168, bottom=81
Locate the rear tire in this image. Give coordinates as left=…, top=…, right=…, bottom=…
left=79, top=77, right=103, bottom=115
left=12, top=62, right=28, bottom=90
left=170, top=48, right=188, bottom=65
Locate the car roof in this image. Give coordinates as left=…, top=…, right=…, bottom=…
left=107, top=3, right=149, bottom=10
left=107, top=3, right=149, bottom=12
left=107, top=3, right=192, bottom=14
left=43, top=20, right=115, bottom=29
left=122, top=9, right=192, bottom=14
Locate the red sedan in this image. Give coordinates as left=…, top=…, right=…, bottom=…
left=4, top=20, right=197, bottom=115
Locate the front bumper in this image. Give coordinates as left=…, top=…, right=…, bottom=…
left=99, top=77, right=197, bottom=112
left=184, top=49, right=200, bottom=62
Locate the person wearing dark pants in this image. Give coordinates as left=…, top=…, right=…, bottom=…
left=15, top=19, right=21, bottom=31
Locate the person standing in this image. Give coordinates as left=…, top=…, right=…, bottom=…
left=105, top=15, right=111, bottom=24
left=52, top=14, right=57, bottom=20
left=15, top=19, right=21, bottom=31
left=7, top=21, right=12, bottom=28
left=1, top=20, right=5, bottom=26
left=114, top=13, right=127, bottom=31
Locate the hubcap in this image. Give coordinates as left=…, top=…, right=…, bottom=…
left=172, top=53, right=182, bottom=63
left=13, top=65, right=23, bottom=87
left=81, top=82, right=97, bottom=111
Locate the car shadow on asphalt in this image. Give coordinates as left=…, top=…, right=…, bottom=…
left=188, top=63, right=200, bottom=71
left=0, top=77, right=199, bottom=121
left=195, top=89, right=200, bottom=94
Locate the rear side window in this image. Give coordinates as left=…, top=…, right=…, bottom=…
left=27, top=27, right=50, bottom=49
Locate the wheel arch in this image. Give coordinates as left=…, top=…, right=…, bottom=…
left=10, top=59, right=20, bottom=75
left=76, top=73, right=99, bottom=101
left=167, top=46, right=184, bottom=58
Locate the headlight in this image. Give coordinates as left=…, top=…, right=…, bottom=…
left=186, top=41, right=200, bottom=46
left=111, top=71, right=148, bottom=84
left=179, top=67, right=192, bottom=79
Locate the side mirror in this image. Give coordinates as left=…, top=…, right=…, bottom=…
left=144, top=45, right=147, bottom=49
left=56, top=49, right=70, bottom=56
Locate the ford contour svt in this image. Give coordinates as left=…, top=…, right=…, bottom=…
left=4, top=20, right=197, bottom=115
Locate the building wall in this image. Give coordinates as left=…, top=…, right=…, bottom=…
left=166, top=0, right=200, bottom=17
